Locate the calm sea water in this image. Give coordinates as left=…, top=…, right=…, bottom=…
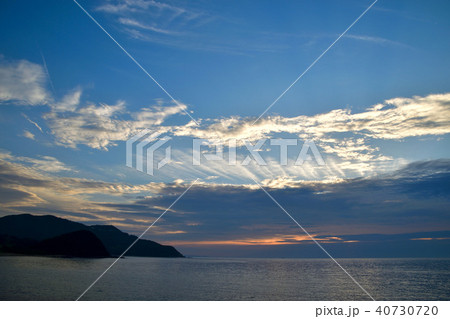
left=0, top=256, right=449, bottom=300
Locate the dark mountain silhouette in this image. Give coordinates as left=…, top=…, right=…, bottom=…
left=90, top=225, right=183, bottom=257
left=0, top=214, right=183, bottom=258
left=35, top=230, right=110, bottom=257
left=0, top=230, right=110, bottom=258
left=0, top=234, right=38, bottom=255
left=0, top=214, right=86, bottom=241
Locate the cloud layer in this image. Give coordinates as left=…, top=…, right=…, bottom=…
left=44, top=90, right=186, bottom=149
left=1, top=55, right=449, bottom=181
left=0, top=57, right=50, bottom=105
left=173, top=93, right=450, bottom=142
left=1, top=148, right=449, bottom=250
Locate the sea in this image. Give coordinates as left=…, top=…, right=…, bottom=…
left=0, top=256, right=449, bottom=300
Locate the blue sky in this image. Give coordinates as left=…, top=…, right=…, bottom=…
left=0, top=0, right=449, bottom=257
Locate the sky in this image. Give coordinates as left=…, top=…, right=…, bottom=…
left=0, top=0, right=450, bottom=257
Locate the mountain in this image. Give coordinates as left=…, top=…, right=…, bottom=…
left=0, top=214, right=86, bottom=241
left=35, top=230, right=110, bottom=258
left=0, top=214, right=184, bottom=258
left=0, top=234, right=38, bottom=255
left=90, top=225, right=183, bottom=257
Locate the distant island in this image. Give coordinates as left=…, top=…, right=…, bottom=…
left=0, top=214, right=184, bottom=258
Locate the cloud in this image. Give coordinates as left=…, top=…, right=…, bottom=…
left=344, top=34, right=412, bottom=49
left=51, top=89, right=81, bottom=112
left=36, top=90, right=444, bottom=180
left=411, top=237, right=450, bottom=241
left=0, top=56, right=189, bottom=155
left=96, top=0, right=207, bottom=34
left=118, top=17, right=179, bottom=35
left=174, top=93, right=450, bottom=142
left=95, top=0, right=283, bottom=55
left=0, top=150, right=72, bottom=173
left=44, top=90, right=186, bottom=150
left=160, top=93, right=449, bottom=178
left=168, top=234, right=348, bottom=247
left=22, top=130, right=35, bottom=140
left=1, top=145, right=449, bottom=256
left=0, top=57, right=50, bottom=105
left=1, top=55, right=448, bottom=181
left=0, top=56, right=187, bottom=150
left=102, top=92, right=436, bottom=182
left=23, top=156, right=73, bottom=173
left=44, top=98, right=131, bottom=149
left=22, top=113, right=44, bottom=133
left=0, top=151, right=157, bottom=218
left=96, top=0, right=200, bottom=20
left=128, top=159, right=450, bottom=244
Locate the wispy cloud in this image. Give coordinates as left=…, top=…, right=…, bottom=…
left=0, top=150, right=72, bottom=173
left=94, top=0, right=286, bottom=55
left=118, top=17, right=180, bottom=35
left=1, top=56, right=448, bottom=181
left=22, top=113, right=44, bottom=133
left=0, top=150, right=159, bottom=219
left=0, top=57, right=50, bottom=105
left=157, top=93, right=449, bottom=180
left=50, top=89, right=81, bottom=112
left=96, top=0, right=193, bottom=17
left=22, top=130, right=35, bottom=140
left=44, top=90, right=186, bottom=150
left=344, top=34, right=412, bottom=48
left=1, top=146, right=449, bottom=245
left=174, top=93, right=450, bottom=142
left=132, top=159, right=450, bottom=241
left=96, top=0, right=208, bottom=32
left=0, top=57, right=188, bottom=150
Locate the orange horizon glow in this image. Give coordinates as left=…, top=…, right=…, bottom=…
left=411, top=237, right=450, bottom=241
left=164, top=235, right=359, bottom=246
